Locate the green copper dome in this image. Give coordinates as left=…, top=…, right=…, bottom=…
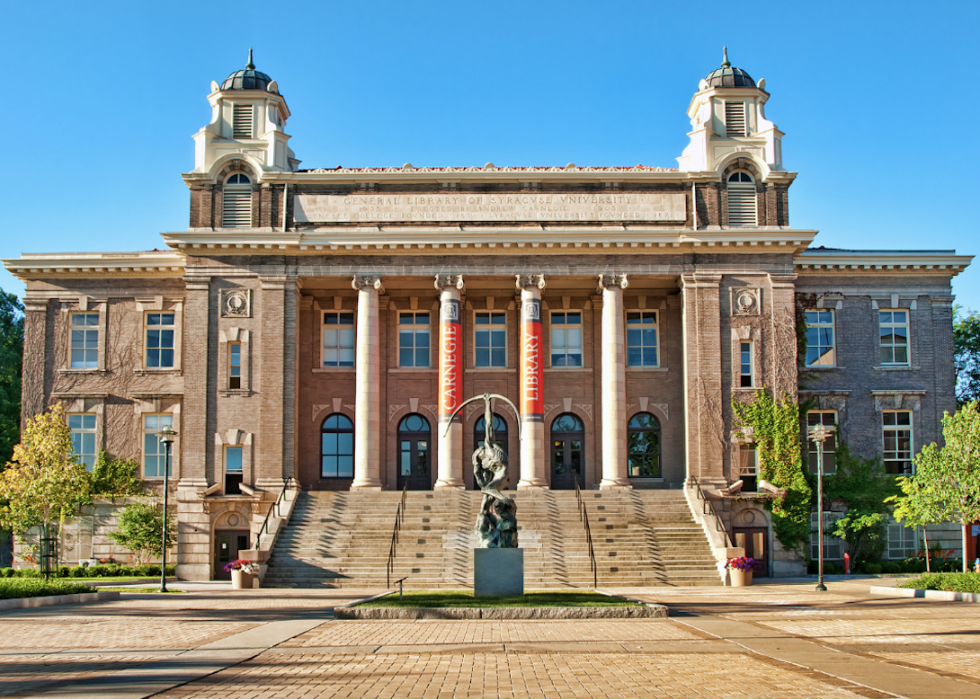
left=703, top=47, right=756, bottom=89
left=220, top=49, right=273, bottom=91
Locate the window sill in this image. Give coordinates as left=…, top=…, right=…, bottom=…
left=545, top=367, right=592, bottom=373
left=219, top=389, right=254, bottom=397
left=312, top=367, right=356, bottom=373
left=134, top=368, right=181, bottom=376
left=732, top=387, right=758, bottom=392
left=465, top=368, right=514, bottom=373
left=388, top=368, right=437, bottom=374
left=625, top=366, right=668, bottom=373
left=803, top=366, right=842, bottom=371
left=59, top=368, right=106, bottom=375
left=874, top=365, right=919, bottom=371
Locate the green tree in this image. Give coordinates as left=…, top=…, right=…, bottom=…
left=887, top=470, right=946, bottom=572
left=733, top=391, right=812, bottom=552
left=954, top=308, right=980, bottom=406
left=89, top=452, right=144, bottom=497
left=107, top=502, right=176, bottom=564
left=910, top=402, right=980, bottom=572
left=822, top=444, right=898, bottom=565
left=0, top=289, right=24, bottom=467
left=0, top=404, right=91, bottom=565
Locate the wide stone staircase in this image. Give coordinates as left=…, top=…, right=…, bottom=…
left=263, top=488, right=721, bottom=589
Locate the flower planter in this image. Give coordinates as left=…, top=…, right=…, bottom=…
left=231, top=569, right=253, bottom=590
left=729, top=568, right=753, bottom=587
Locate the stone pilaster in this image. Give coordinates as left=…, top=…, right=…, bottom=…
left=681, top=273, right=725, bottom=487
left=351, top=275, right=383, bottom=490
left=598, top=274, right=631, bottom=489
left=516, top=274, right=547, bottom=489
left=435, top=274, right=465, bottom=489
left=767, top=273, right=799, bottom=399
left=20, top=298, right=49, bottom=424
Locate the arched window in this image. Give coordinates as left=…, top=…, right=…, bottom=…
left=551, top=413, right=585, bottom=489
left=321, top=414, right=353, bottom=478
left=726, top=171, right=757, bottom=227
left=628, top=412, right=661, bottom=478
left=222, top=173, right=252, bottom=228
left=398, top=414, right=431, bottom=490
left=474, top=413, right=509, bottom=453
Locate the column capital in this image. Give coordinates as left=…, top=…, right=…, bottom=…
left=680, top=272, right=722, bottom=288
left=183, top=275, right=212, bottom=290
left=434, top=274, right=465, bottom=292
left=516, top=274, right=546, bottom=292
left=352, top=275, right=384, bottom=294
left=597, top=273, right=628, bottom=291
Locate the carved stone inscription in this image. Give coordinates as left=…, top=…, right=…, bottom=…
left=294, top=192, right=687, bottom=223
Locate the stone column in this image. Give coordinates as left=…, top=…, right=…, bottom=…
left=516, top=274, right=548, bottom=490
left=680, top=273, right=725, bottom=487
left=435, top=275, right=466, bottom=489
left=598, top=274, right=631, bottom=489
left=351, top=276, right=383, bottom=490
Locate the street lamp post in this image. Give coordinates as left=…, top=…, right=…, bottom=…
left=157, top=425, right=177, bottom=593
left=807, top=423, right=835, bottom=592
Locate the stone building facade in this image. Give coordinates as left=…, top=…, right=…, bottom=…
left=4, top=51, right=971, bottom=579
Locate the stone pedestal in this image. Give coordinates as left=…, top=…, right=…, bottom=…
left=474, top=548, right=524, bottom=597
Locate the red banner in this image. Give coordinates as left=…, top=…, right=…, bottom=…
left=521, top=298, right=543, bottom=418
left=439, top=299, right=461, bottom=416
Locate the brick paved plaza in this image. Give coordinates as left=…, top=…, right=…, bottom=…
left=2, top=581, right=979, bottom=698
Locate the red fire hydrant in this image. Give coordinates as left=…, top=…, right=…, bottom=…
left=844, top=552, right=850, bottom=575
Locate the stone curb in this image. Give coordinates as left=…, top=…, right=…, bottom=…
left=869, top=585, right=980, bottom=603
left=335, top=604, right=668, bottom=620
left=0, top=591, right=121, bottom=612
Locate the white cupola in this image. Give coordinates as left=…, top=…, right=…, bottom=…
left=189, top=49, right=299, bottom=179
left=677, top=48, right=784, bottom=176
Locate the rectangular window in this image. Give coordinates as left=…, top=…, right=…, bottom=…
left=879, top=310, right=910, bottom=365
left=738, top=444, right=758, bottom=492
left=475, top=311, right=506, bottom=368
left=887, top=521, right=919, bottom=559
left=229, top=342, right=241, bottom=389
left=232, top=104, right=254, bottom=139
left=725, top=102, right=746, bottom=137
left=225, top=446, right=243, bottom=495
left=810, top=512, right=844, bottom=561
left=550, top=312, right=583, bottom=367
left=626, top=311, right=659, bottom=367
left=805, top=310, right=836, bottom=367
left=883, top=410, right=913, bottom=474
left=70, top=313, right=99, bottom=369
left=398, top=312, right=430, bottom=368
left=143, top=414, right=174, bottom=478
left=322, top=312, right=355, bottom=367
left=807, top=411, right=838, bottom=475
left=68, top=413, right=97, bottom=471
left=145, top=312, right=175, bottom=368
left=739, top=341, right=753, bottom=387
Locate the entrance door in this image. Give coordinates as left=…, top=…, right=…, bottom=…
left=734, top=527, right=768, bottom=578
left=214, top=530, right=250, bottom=580
left=551, top=413, right=585, bottom=490
left=397, top=414, right=431, bottom=490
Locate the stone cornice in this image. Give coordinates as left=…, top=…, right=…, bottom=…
left=3, top=251, right=185, bottom=281
left=162, top=227, right=817, bottom=255
left=795, top=250, right=972, bottom=277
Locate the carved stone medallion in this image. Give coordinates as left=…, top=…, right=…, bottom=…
left=221, top=289, right=251, bottom=317
left=731, top=288, right=761, bottom=316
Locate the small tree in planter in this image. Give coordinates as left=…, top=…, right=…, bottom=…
left=108, top=502, right=176, bottom=565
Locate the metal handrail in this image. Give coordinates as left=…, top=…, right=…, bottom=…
left=574, top=481, right=597, bottom=588
left=255, top=478, right=290, bottom=551
left=386, top=484, right=408, bottom=588
left=690, top=476, right=734, bottom=548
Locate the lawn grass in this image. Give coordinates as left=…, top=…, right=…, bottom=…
left=361, top=590, right=639, bottom=608
left=0, top=579, right=96, bottom=600
left=98, top=587, right=185, bottom=594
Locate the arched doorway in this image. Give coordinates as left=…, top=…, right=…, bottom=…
left=213, top=509, right=250, bottom=581
left=472, top=413, right=509, bottom=490
left=398, top=414, right=431, bottom=490
left=551, top=413, right=585, bottom=490
left=627, top=412, right=661, bottom=478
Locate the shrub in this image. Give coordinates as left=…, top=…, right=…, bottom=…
left=138, top=564, right=160, bottom=576
left=69, top=565, right=84, bottom=577
left=0, top=579, right=95, bottom=600
left=882, top=562, right=901, bottom=574
left=57, top=566, right=70, bottom=578
left=89, top=452, right=144, bottom=497
left=18, top=568, right=41, bottom=578
left=824, top=562, right=842, bottom=575
left=862, top=563, right=882, bottom=574
left=899, top=572, right=980, bottom=593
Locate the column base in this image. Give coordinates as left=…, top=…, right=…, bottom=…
left=600, top=478, right=632, bottom=490
left=517, top=479, right=549, bottom=490
left=434, top=478, right=465, bottom=490
left=350, top=479, right=383, bottom=491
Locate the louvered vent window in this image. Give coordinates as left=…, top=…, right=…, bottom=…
left=725, top=102, right=746, bottom=137
left=232, top=104, right=254, bottom=139
left=727, top=172, right=757, bottom=227
left=222, top=174, right=252, bottom=228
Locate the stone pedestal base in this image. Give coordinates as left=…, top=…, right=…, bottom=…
left=474, top=548, right=524, bottom=597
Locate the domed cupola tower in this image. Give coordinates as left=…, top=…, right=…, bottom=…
left=677, top=48, right=784, bottom=177
left=187, top=49, right=299, bottom=179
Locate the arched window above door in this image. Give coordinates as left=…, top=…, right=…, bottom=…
left=628, top=412, right=661, bottom=478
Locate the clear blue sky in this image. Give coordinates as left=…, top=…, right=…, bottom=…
left=2, top=1, right=978, bottom=308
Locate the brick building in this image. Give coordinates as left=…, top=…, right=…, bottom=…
left=4, top=51, right=971, bottom=580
